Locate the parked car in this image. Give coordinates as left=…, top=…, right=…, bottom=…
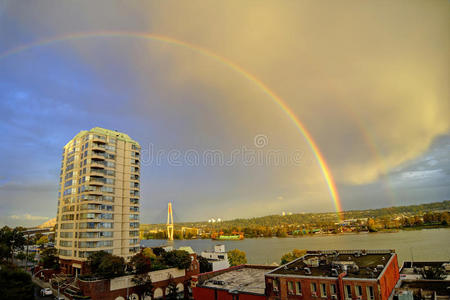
left=54, top=296, right=64, bottom=300
left=40, top=288, right=53, bottom=296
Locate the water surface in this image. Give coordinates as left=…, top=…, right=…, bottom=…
left=141, top=228, right=450, bottom=264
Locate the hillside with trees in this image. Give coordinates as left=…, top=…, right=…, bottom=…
left=142, top=200, right=450, bottom=233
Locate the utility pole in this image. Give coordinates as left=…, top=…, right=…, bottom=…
left=167, top=202, right=174, bottom=241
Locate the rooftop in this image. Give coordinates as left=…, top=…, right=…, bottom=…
left=397, top=280, right=450, bottom=297
left=268, top=250, right=395, bottom=279
left=401, top=261, right=450, bottom=274
left=197, top=265, right=276, bottom=295
left=68, top=127, right=140, bottom=146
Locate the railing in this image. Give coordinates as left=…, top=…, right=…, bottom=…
left=90, top=160, right=106, bottom=166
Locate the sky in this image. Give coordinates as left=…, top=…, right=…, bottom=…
left=0, top=0, right=449, bottom=227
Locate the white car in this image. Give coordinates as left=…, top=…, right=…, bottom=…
left=40, top=288, right=53, bottom=296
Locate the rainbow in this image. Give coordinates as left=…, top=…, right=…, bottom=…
left=0, top=31, right=344, bottom=219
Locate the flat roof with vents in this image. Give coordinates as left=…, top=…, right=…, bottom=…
left=267, top=250, right=395, bottom=279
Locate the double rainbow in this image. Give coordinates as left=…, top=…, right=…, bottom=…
left=0, top=31, right=344, bottom=219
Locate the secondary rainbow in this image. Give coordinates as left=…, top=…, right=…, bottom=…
left=0, top=31, right=344, bottom=218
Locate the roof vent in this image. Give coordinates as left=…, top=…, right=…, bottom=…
left=331, top=268, right=339, bottom=276
left=304, top=267, right=312, bottom=275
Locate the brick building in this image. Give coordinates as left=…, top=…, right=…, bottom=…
left=192, top=265, right=276, bottom=300
left=52, top=252, right=199, bottom=300
left=265, top=250, right=399, bottom=300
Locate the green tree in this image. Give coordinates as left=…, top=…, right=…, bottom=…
left=87, top=250, right=111, bottom=273
left=0, top=264, right=34, bottom=300
left=142, top=247, right=156, bottom=258
left=198, top=256, right=212, bottom=273
left=227, top=249, right=247, bottom=266
left=36, top=235, right=48, bottom=246
left=132, top=273, right=153, bottom=300
left=0, top=226, right=26, bottom=261
left=97, top=255, right=125, bottom=279
left=280, top=249, right=306, bottom=264
left=40, top=247, right=59, bottom=269
left=166, top=276, right=179, bottom=300
left=163, top=250, right=191, bottom=270
left=15, top=251, right=26, bottom=260
left=152, top=247, right=166, bottom=257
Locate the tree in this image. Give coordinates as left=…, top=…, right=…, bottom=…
left=280, top=249, right=306, bottom=264
left=132, top=273, right=153, bottom=300
left=198, top=256, right=212, bottom=273
left=130, top=252, right=151, bottom=274
left=36, top=235, right=48, bottom=246
left=15, top=252, right=26, bottom=260
left=87, top=251, right=125, bottom=278
left=40, top=247, right=59, bottom=269
left=163, top=250, right=191, bottom=270
left=87, top=251, right=111, bottom=274
left=0, top=264, right=34, bottom=300
left=142, top=247, right=156, bottom=259
left=421, top=267, right=446, bottom=280
left=152, top=247, right=166, bottom=257
left=0, top=226, right=26, bottom=261
left=166, top=276, right=179, bottom=300
left=367, top=219, right=377, bottom=232
left=97, top=255, right=125, bottom=279
left=227, top=249, right=247, bottom=266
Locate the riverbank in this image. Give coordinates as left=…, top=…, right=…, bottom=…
left=141, top=228, right=450, bottom=265
left=143, top=224, right=449, bottom=240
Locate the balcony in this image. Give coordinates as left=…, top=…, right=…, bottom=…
left=92, top=135, right=106, bottom=143
left=91, top=151, right=107, bottom=160
left=85, top=186, right=103, bottom=195
left=90, top=159, right=106, bottom=168
left=90, top=168, right=106, bottom=176
left=89, top=177, right=106, bottom=186
left=92, top=143, right=106, bottom=151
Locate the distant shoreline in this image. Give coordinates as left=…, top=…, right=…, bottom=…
left=143, top=224, right=449, bottom=240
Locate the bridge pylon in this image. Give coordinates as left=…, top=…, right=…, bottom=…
left=167, top=202, right=174, bottom=241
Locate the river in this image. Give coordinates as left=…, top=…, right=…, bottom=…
left=141, top=228, right=450, bottom=264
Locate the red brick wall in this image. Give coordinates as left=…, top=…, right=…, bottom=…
left=193, top=286, right=216, bottom=300
left=378, top=254, right=400, bottom=300
left=193, top=286, right=266, bottom=300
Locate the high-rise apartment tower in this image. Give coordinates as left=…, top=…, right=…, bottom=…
left=55, top=127, right=140, bottom=275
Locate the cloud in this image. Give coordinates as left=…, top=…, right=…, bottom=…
left=10, top=214, right=49, bottom=221
left=0, top=0, right=448, bottom=221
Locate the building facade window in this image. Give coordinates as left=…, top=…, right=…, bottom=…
left=345, top=285, right=352, bottom=300
left=311, top=283, right=318, bottom=297
left=288, top=281, right=294, bottom=295
left=367, top=286, right=374, bottom=300
left=296, top=282, right=302, bottom=295
left=356, top=285, right=363, bottom=298
left=331, top=284, right=337, bottom=296
left=320, top=283, right=327, bottom=297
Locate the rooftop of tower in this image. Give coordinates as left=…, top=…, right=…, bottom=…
left=66, top=127, right=140, bottom=147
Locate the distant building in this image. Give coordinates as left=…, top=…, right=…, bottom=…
left=192, top=265, right=276, bottom=300
left=265, top=250, right=400, bottom=300
left=201, top=244, right=230, bottom=271
left=55, top=127, right=141, bottom=275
